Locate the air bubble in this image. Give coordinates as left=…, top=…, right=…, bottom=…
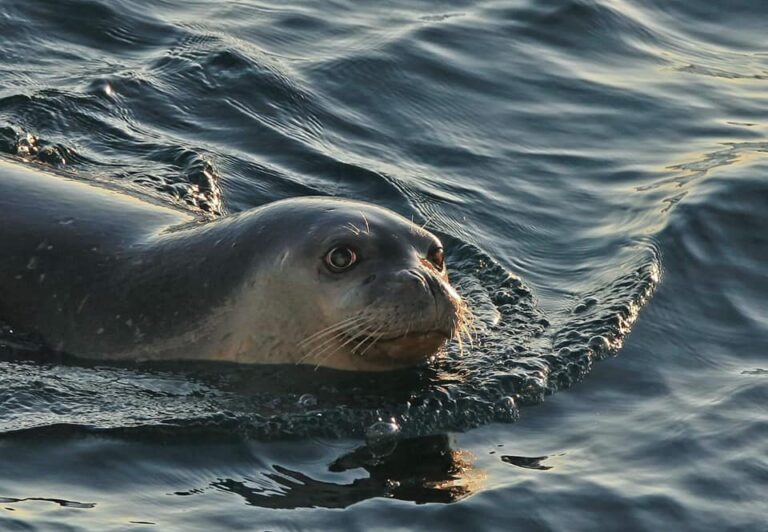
left=588, top=335, right=611, bottom=355
left=494, top=396, right=519, bottom=422
left=365, top=419, right=401, bottom=457
left=297, top=394, right=318, bottom=408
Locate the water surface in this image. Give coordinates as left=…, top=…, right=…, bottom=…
left=0, top=0, right=766, bottom=530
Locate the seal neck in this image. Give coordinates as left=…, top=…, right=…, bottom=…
left=87, top=213, right=265, bottom=360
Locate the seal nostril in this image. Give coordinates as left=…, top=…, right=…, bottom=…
left=363, top=274, right=377, bottom=285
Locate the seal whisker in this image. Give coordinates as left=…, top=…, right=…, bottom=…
left=460, top=325, right=473, bottom=350
left=298, top=327, right=362, bottom=365
left=297, top=330, right=350, bottom=366
left=298, top=317, right=377, bottom=366
left=311, top=322, right=377, bottom=369
left=358, top=212, right=370, bottom=235
left=305, top=323, right=369, bottom=361
left=297, top=332, right=362, bottom=364
left=356, top=327, right=387, bottom=358
left=298, top=316, right=368, bottom=346
left=349, top=324, right=383, bottom=355
left=298, top=325, right=360, bottom=353
left=458, top=326, right=472, bottom=350
left=314, top=318, right=374, bottom=350
left=359, top=325, right=385, bottom=356
left=448, top=299, right=475, bottom=356
left=344, top=222, right=361, bottom=235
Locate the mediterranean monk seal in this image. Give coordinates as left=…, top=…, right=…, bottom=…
left=0, top=157, right=471, bottom=371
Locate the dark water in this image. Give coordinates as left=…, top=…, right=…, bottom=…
left=0, top=0, right=766, bottom=529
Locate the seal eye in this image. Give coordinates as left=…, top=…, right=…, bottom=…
left=428, top=246, right=445, bottom=271
left=325, top=246, right=357, bottom=272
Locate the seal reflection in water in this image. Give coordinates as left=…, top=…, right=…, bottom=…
left=0, top=158, right=470, bottom=371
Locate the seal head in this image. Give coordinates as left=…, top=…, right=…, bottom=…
left=224, top=198, right=468, bottom=371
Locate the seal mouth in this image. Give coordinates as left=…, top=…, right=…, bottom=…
left=343, top=329, right=451, bottom=347
left=341, top=329, right=451, bottom=366
left=375, top=329, right=452, bottom=344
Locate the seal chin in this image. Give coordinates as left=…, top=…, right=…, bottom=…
left=357, top=330, right=450, bottom=368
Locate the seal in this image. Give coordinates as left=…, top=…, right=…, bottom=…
left=0, top=158, right=470, bottom=371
